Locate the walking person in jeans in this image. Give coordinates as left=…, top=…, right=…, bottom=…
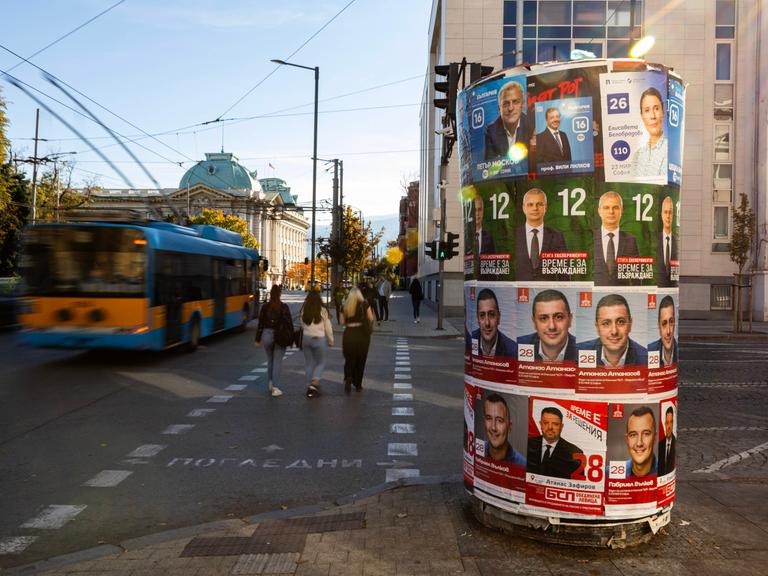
left=255, top=285, right=292, bottom=397
left=340, top=286, right=375, bottom=393
left=301, top=290, right=334, bottom=398
left=409, top=276, right=424, bottom=323
left=377, top=274, right=392, bottom=323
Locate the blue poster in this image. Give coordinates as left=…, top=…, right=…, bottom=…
left=667, top=78, right=685, bottom=187
left=533, top=97, right=594, bottom=176
left=466, top=75, right=531, bottom=182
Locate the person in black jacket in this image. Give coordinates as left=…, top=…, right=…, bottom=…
left=408, top=277, right=424, bottom=323
left=527, top=406, right=584, bottom=479
left=255, top=284, right=292, bottom=397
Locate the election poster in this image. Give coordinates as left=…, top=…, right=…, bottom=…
left=593, top=182, right=658, bottom=287
left=647, top=290, right=679, bottom=394
left=464, top=381, right=476, bottom=490
left=524, top=397, right=608, bottom=516
left=471, top=181, right=516, bottom=281
left=464, top=282, right=476, bottom=374
left=576, top=288, right=649, bottom=395
left=514, top=285, right=582, bottom=390
left=457, top=88, right=473, bottom=187
left=655, top=188, right=680, bottom=288
left=473, top=386, right=527, bottom=505
left=667, top=75, right=686, bottom=187
left=465, top=74, right=532, bottom=183
left=605, top=403, right=660, bottom=517
left=656, top=397, right=678, bottom=507
left=462, top=186, right=477, bottom=279
left=513, top=178, right=593, bottom=282
left=600, top=69, right=668, bottom=185
left=469, top=282, right=517, bottom=384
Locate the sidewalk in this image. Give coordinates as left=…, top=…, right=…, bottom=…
left=14, top=474, right=767, bottom=576
left=678, top=318, right=768, bottom=341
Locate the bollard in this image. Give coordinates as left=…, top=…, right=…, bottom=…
left=459, top=59, right=683, bottom=547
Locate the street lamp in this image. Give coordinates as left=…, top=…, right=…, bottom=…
left=271, top=58, right=319, bottom=285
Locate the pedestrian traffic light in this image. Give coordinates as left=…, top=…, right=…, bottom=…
left=438, top=242, right=447, bottom=261
left=434, top=63, right=460, bottom=121
left=425, top=240, right=437, bottom=260
left=445, top=232, right=460, bottom=259
left=469, top=63, right=494, bottom=84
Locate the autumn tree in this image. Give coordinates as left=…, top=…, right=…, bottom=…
left=32, top=163, right=94, bottom=222
left=318, top=207, right=383, bottom=281
left=189, top=208, right=258, bottom=249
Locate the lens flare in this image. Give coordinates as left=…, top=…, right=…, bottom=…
left=629, top=36, right=655, bottom=59
left=508, top=142, right=529, bottom=163
left=386, top=247, right=404, bottom=265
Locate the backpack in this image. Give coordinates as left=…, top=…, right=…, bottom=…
left=274, top=306, right=294, bottom=347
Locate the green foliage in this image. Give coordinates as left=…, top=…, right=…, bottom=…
left=189, top=208, right=259, bottom=249
left=0, top=162, right=30, bottom=275
left=318, top=207, right=383, bottom=277
left=32, top=167, right=94, bottom=222
left=730, top=193, right=756, bottom=274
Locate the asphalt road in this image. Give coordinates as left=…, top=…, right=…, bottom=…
left=1, top=305, right=766, bottom=568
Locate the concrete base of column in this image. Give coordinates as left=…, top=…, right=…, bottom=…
left=470, top=495, right=671, bottom=548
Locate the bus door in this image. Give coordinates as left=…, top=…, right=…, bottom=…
left=213, top=259, right=227, bottom=331
left=157, top=253, right=183, bottom=346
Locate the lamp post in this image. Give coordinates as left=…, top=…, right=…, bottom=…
left=271, top=58, right=319, bottom=285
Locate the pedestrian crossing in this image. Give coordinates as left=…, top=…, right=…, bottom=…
left=386, top=337, right=420, bottom=483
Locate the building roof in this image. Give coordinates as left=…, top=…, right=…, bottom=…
left=179, top=152, right=263, bottom=197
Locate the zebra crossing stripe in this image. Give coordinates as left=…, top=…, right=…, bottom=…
left=162, top=424, right=195, bottom=435
left=388, top=443, right=418, bottom=456
left=226, top=384, right=248, bottom=391
left=0, top=536, right=37, bottom=555
left=390, top=423, right=415, bottom=434
left=239, top=375, right=260, bottom=381
left=207, top=395, right=233, bottom=403
left=21, top=505, right=87, bottom=529
left=83, top=470, right=133, bottom=488
left=386, top=469, right=420, bottom=482
left=126, top=444, right=166, bottom=458
left=394, top=383, right=412, bottom=389
left=393, top=393, right=413, bottom=401
left=188, top=408, right=216, bottom=417
left=392, top=407, right=415, bottom=416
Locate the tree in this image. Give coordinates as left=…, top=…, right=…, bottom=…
left=318, top=207, right=383, bottom=281
left=189, top=208, right=258, bottom=249
left=32, top=164, right=94, bottom=222
left=730, top=193, right=756, bottom=333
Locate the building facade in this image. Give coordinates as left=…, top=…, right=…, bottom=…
left=397, top=180, right=419, bottom=282
left=84, top=152, right=310, bottom=288
left=420, top=0, right=768, bottom=319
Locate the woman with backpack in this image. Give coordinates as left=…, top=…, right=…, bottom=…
left=339, top=286, right=375, bottom=393
left=255, top=284, right=293, bottom=397
left=301, top=290, right=334, bottom=398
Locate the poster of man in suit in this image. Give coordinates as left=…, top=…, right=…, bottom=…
left=533, top=99, right=594, bottom=176
left=657, top=401, right=677, bottom=477
left=656, top=193, right=679, bottom=287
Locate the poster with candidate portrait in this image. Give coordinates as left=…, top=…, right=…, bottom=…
left=605, top=403, right=660, bottom=517
left=471, top=181, right=516, bottom=281
left=532, top=98, right=594, bottom=176
left=656, top=397, right=678, bottom=508
left=473, top=386, right=527, bottom=506
left=463, top=380, right=476, bottom=490
left=667, top=76, right=686, bottom=187
left=458, top=88, right=473, bottom=187
left=647, top=289, right=679, bottom=394
left=462, top=187, right=478, bottom=280
left=514, top=285, right=583, bottom=390
left=576, top=288, right=649, bottom=395
left=655, top=188, right=680, bottom=288
left=593, top=182, right=658, bottom=287
left=466, top=74, right=532, bottom=183
left=524, top=397, right=608, bottom=517
left=469, top=282, right=517, bottom=384
left=464, top=282, right=476, bottom=374
left=514, top=178, right=593, bottom=282
left=600, top=69, right=668, bottom=185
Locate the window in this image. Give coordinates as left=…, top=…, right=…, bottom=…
left=504, top=1, right=517, bottom=24
left=523, top=0, right=537, bottom=24
left=539, top=1, right=571, bottom=25
left=538, top=40, right=571, bottom=62
left=714, top=84, right=733, bottom=120
left=574, top=1, right=606, bottom=25
left=574, top=41, right=604, bottom=58
left=607, top=39, right=631, bottom=58
left=714, top=124, right=731, bottom=161
left=713, top=206, right=730, bottom=239
left=710, top=285, right=733, bottom=310
left=607, top=1, right=642, bottom=26
left=716, top=0, right=736, bottom=38
left=716, top=43, right=732, bottom=80
left=713, top=164, right=732, bottom=193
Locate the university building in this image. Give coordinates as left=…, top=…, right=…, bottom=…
left=84, top=151, right=309, bottom=288
left=419, top=0, right=768, bottom=319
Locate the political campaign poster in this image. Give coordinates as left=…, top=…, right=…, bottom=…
left=468, top=282, right=517, bottom=384
left=473, top=387, right=527, bottom=505
left=593, top=182, right=658, bottom=287
left=576, top=289, right=649, bottom=395
left=470, top=182, right=516, bottom=281
left=600, top=70, right=668, bottom=185
left=514, top=178, right=593, bottom=282
left=466, top=74, right=532, bottom=183
left=656, top=397, right=678, bottom=507
left=464, top=282, right=476, bottom=373
left=462, top=188, right=477, bottom=279
left=457, top=89, right=473, bottom=187
left=605, top=403, right=660, bottom=517
left=655, top=188, right=680, bottom=288
left=463, top=381, right=476, bottom=489
left=524, top=398, right=608, bottom=516
left=515, top=285, right=583, bottom=390
left=667, top=76, right=686, bottom=187
left=647, top=290, right=679, bottom=394
left=532, top=98, right=594, bottom=176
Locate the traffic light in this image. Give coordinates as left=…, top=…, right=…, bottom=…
left=469, top=63, right=494, bottom=84
left=444, top=232, right=460, bottom=260
left=438, top=242, right=447, bottom=261
left=425, top=240, right=438, bottom=260
left=434, top=63, right=459, bottom=121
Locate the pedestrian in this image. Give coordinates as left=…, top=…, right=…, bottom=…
left=409, top=276, right=424, bottom=323
left=333, top=284, right=346, bottom=324
left=364, top=281, right=380, bottom=322
left=254, top=284, right=293, bottom=397
left=340, top=286, right=375, bottom=393
left=377, top=274, right=392, bottom=323
left=301, top=290, right=334, bottom=398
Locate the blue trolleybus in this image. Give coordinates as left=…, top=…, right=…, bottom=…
left=17, top=220, right=261, bottom=351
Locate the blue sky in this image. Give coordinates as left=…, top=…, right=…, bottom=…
left=1, top=0, right=432, bottom=227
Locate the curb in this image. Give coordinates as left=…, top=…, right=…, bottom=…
left=5, top=475, right=463, bottom=575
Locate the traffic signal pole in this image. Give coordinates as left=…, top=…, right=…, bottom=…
left=437, top=164, right=446, bottom=331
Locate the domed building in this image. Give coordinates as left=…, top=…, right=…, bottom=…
left=83, top=151, right=309, bottom=287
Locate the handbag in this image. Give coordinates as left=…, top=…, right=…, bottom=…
left=294, top=326, right=304, bottom=350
